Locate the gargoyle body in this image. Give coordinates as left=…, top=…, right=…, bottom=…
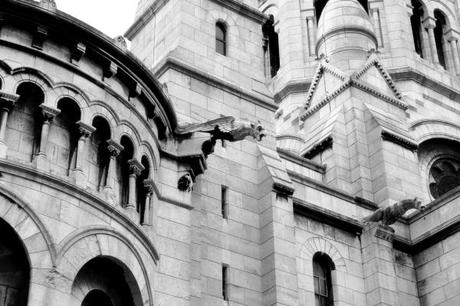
left=175, top=116, right=265, bottom=143
left=363, top=198, right=422, bottom=226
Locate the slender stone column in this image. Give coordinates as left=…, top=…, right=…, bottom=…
left=446, top=29, right=460, bottom=74
left=142, top=178, right=155, bottom=226
left=371, top=8, right=383, bottom=48
left=423, top=17, right=439, bottom=65
left=362, top=223, right=398, bottom=306
left=34, top=104, right=60, bottom=171
left=306, top=16, right=316, bottom=56
left=0, top=91, right=19, bottom=158
left=104, top=139, right=123, bottom=194
left=72, top=121, right=95, bottom=186
left=126, top=159, right=144, bottom=210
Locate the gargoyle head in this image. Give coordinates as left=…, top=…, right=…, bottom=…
left=251, top=121, right=266, bottom=142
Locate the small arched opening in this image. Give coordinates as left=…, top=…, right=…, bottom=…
left=53, top=98, right=81, bottom=175
left=90, top=116, right=111, bottom=190
left=0, top=218, right=30, bottom=306
left=215, top=22, right=227, bottom=56
left=118, top=136, right=134, bottom=206
left=7, top=82, right=44, bottom=161
left=410, top=0, right=425, bottom=57
left=313, top=252, right=335, bottom=306
left=434, top=9, right=448, bottom=69
left=72, top=256, right=142, bottom=306
left=136, top=156, right=150, bottom=224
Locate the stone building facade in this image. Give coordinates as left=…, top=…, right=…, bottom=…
left=0, top=0, right=459, bottom=305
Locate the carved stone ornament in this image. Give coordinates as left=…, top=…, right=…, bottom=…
left=76, top=121, right=96, bottom=138
left=0, top=91, right=19, bottom=111
left=362, top=198, right=423, bottom=227
left=143, top=178, right=155, bottom=194
left=106, top=139, right=124, bottom=157
left=128, top=159, right=145, bottom=176
left=178, top=173, right=193, bottom=192
left=39, top=104, right=61, bottom=120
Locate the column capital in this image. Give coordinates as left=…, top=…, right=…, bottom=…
left=423, top=16, right=437, bottom=29
left=445, top=28, right=460, bottom=42
left=143, top=178, right=155, bottom=194
left=128, top=158, right=144, bottom=176
left=106, top=139, right=123, bottom=157
left=0, top=91, right=19, bottom=111
left=76, top=121, right=96, bottom=138
left=39, top=104, right=60, bottom=120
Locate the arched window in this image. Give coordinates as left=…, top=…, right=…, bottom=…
left=118, top=136, right=134, bottom=206
left=6, top=83, right=44, bottom=162
left=52, top=98, right=81, bottom=175
left=216, top=22, right=227, bottom=56
left=434, top=10, right=448, bottom=69
left=90, top=116, right=111, bottom=190
left=410, top=0, right=425, bottom=57
left=262, top=15, right=280, bottom=77
left=136, top=156, right=150, bottom=224
left=313, top=252, right=335, bottom=306
left=429, top=158, right=460, bottom=199
left=314, top=0, right=368, bottom=22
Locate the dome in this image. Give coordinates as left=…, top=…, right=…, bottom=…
left=316, top=0, right=377, bottom=70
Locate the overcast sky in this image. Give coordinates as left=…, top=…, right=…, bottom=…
left=57, top=0, right=138, bottom=38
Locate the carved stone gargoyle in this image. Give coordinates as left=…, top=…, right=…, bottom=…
left=362, top=198, right=423, bottom=228
left=175, top=116, right=265, bottom=157
left=178, top=172, right=193, bottom=192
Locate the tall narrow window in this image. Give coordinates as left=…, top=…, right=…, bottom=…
left=410, top=0, right=424, bottom=57
left=216, top=22, right=227, bottom=56
left=222, top=264, right=228, bottom=301
left=434, top=10, right=448, bottom=69
left=262, top=15, right=280, bottom=77
left=313, top=253, right=334, bottom=306
left=221, top=185, right=228, bottom=219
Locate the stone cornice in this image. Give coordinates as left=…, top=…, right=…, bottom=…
left=381, top=129, right=418, bottom=151
left=124, top=0, right=169, bottom=39
left=0, top=159, right=160, bottom=263
left=154, top=57, right=277, bottom=112
left=277, top=148, right=326, bottom=174
left=274, top=80, right=310, bottom=104
left=302, top=136, right=333, bottom=159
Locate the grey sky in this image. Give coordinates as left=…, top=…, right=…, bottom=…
left=57, top=0, right=138, bottom=38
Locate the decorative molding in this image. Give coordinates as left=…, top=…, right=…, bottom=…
left=273, top=181, right=295, bottom=197
left=154, top=57, right=277, bottom=112
left=277, top=148, right=326, bottom=174
left=274, top=80, right=310, bottom=103
left=107, top=139, right=124, bottom=157
left=0, top=159, right=160, bottom=262
left=124, top=0, right=170, bottom=39
left=208, top=0, right=267, bottom=23
left=381, top=129, right=418, bottom=151
left=39, top=104, right=60, bottom=119
left=76, top=120, right=96, bottom=137
left=303, top=136, right=333, bottom=159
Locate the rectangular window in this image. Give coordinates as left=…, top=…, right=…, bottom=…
left=221, top=185, right=228, bottom=219
left=222, top=264, right=228, bottom=301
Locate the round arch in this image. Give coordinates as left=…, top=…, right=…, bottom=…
left=300, top=237, right=347, bottom=272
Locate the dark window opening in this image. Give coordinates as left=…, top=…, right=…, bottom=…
left=314, top=0, right=368, bottom=22
left=137, top=156, right=150, bottom=224
left=411, top=0, right=424, bottom=57
left=222, top=264, right=229, bottom=301
left=313, top=253, right=335, bottom=306
left=216, top=22, right=227, bottom=56
left=262, top=15, right=280, bottom=77
left=434, top=10, right=447, bottom=69
left=56, top=98, right=81, bottom=175
left=221, top=185, right=228, bottom=219
left=118, top=136, right=134, bottom=206
left=92, top=117, right=111, bottom=190
left=429, top=158, right=460, bottom=199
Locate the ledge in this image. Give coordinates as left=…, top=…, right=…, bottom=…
left=0, top=159, right=160, bottom=263
left=277, top=148, right=326, bottom=174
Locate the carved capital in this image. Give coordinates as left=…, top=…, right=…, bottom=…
left=76, top=121, right=96, bottom=138
left=32, top=25, right=48, bottom=49
left=106, top=139, right=123, bottom=157
left=39, top=104, right=60, bottom=121
left=128, top=159, right=145, bottom=176
left=0, top=91, right=19, bottom=112
left=445, top=28, right=460, bottom=42
left=423, top=17, right=437, bottom=29
left=143, top=178, right=155, bottom=194
left=71, top=42, right=86, bottom=64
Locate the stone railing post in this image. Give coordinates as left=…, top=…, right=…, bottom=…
left=142, top=178, right=154, bottom=226
left=423, top=17, right=440, bottom=65
left=34, top=104, right=60, bottom=171
left=0, top=91, right=19, bottom=158
left=72, top=121, right=95, bottom=186
left=126, top=159, right=144, bottom=211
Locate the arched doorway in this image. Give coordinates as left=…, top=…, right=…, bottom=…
left=72, top=256, right=142, bottom=306
left=0, top=219, right=30, bottom=306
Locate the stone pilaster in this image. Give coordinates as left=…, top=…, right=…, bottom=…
left=362, top=223, right=398, bottom=306
left=34, top=104, right=60, bottom=171
left=0, top=91, right=19, bottom=158
left=72, top=121, right=95, bottom=186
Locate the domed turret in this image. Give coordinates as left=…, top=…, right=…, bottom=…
left=316, top=0, right=377, bottom=71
